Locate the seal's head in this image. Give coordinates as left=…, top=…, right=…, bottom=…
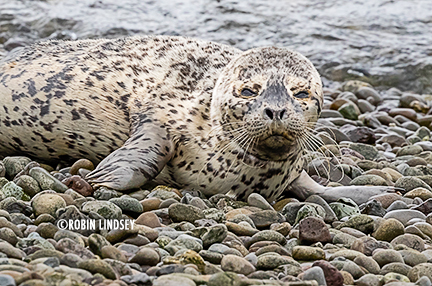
left=210, top=47, right=322, bottom=162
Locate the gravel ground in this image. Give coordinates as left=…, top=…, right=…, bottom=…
left=0, top=80, right=432, bottom=286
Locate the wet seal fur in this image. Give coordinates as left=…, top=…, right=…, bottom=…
left=0, top=36, right=392, bottom=202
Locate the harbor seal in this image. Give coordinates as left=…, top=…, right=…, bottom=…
left=0, top=35, right=391, bottom=202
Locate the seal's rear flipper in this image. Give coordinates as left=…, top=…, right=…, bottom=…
left=288, top=170, right=396, bottom=205
left=86, top=123, right=173, bottom=191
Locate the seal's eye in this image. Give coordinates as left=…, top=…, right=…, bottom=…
left=240, top=88, right=257, bottom=98
left=294, top=91, right=309, bottom=99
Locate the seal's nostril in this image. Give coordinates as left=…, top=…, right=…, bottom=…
left=279, top=109, right=286, bottom=120
left=264, top=108, right=274, bottom=120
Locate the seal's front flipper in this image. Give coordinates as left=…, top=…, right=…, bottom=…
left=86, top=124, right=174, bottom=190
left=319, top=185, right=396, bottom=205
left=288, top=170, right=396, bottom=205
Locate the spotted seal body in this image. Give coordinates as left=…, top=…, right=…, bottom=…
left=0, top=35, right=325, bottom=201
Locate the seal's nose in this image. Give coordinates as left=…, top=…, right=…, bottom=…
left=263, top=107, right=287, bottom=121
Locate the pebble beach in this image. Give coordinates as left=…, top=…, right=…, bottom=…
left=0, top=80, right=432, bottom=286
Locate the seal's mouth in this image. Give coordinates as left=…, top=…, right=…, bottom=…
left=250, top=133, right=297, bottom=161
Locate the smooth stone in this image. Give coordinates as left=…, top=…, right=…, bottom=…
left=292, top=246, right=325, bottom=260
left=350, top=174, right=388, bottom=186
left=348, top=143, right=378, bottom=160
left=247, top=193, right=273, bottom=210
left=29, top=167, right=68, bottom=192
left=0, top=242, right=25, bottom=259
left=208, top=272, right=241, bottom=286
left=3, top=157, right=32, bottom=179
left=333, top=232, right=357, bottom=248
left=168, top=203, right=204, bottom=223
left=55, top=238, right=94, bottom=259
left=399, top=249, right=428, bottom=267
left=256, top=253, right=293, bottom=270
left=380, top=262, right=412, bottom=276
left=336, top=214, right=374, bottom=234
left=147, top=186, right=181, bottom=201
left=407, top=263, right=432, bottom=281
left=391, top=234, right=425, bottom=252
left=247, top=230, right=286, bottom=248
left=384, top=209, right=426, bottom=226
left=395, top=176, right=432, bottom=192
left=31, top=194, right=66, bottom=217
left=248, top=210, right=285, bottom=228
left=129, top=247, right=160, bottom=266
left=81, top=201, right=122, bottom=219
left=109, top=195, right=143, bottom=213
left=312, top=260, right=344, bottom=286
left=14, top=175, right=41, bottom=197
left=305, top=195, right=338, bottom=223
left=353, top=256, right=381, bottom=274
left=69, top=159, right=94, bottom=175
left=303, top=266, right=327, bottom=286
left=351, top=236, right=391, bottom=256
left=373, top=249, right=404, bottom=267
left=405, top=188, right=432, bottom=200
left=136, top=212, right=162, bottom=228
left=0, top=182, right=29, bottom=201
left=373, top=218, right=405, bottom=242
left=299, top=217, right=332, bottom=244
left=0, top=274, right=16, bottom=286
left=140, top=197, right=162, bottom=212
left=164, top=235, right=203, bottom=255
left=221, top=254, right=255, bottom=275
left=77, top=259, right=116, bottom=280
